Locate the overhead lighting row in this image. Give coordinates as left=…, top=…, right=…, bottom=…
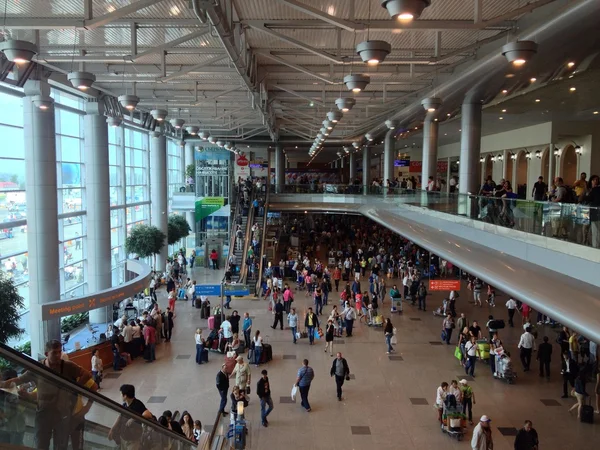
left=309, top=110, right=345, bottom=158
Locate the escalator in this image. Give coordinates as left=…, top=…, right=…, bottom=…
left=0, top=343, right=208, bottom=450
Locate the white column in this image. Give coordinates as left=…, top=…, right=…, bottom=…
left=184, top=143, right=196, bottom=233
left=548, top=143, right=555, bottom=184
left=362, top=146, right=370, bottom=194
left=150, top=134, right=168, bottom=271
left=459, top=102, right=482, bottom=194
left=23, top=80, right=61, bottom=359
left=275, top=144, right=285, bottom=192
left=446, top=157, right=451, bottom=193
left=383, top=130, right=395, bottom=186
left=85, top=102, right=112, bottom=324
left=421, top=116, right=439, bottom=190
left=349, top=151, right=357, bottom=181
left=502, top=150, right=509, bottom=180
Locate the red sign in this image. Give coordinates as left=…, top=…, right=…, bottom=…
left=236, top=154, right=249, bottom=166
left=409, top=160, right=448, bottom=173
left=429, top=280, right=461, bottom=291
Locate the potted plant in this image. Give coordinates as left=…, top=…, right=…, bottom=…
left=167, top=214, right=191, bottom=246
left=446, top=412, right=467, bottom=428
left=0, top=274, right=25, bottom=345
left=125, top=224, right=166, bottom=270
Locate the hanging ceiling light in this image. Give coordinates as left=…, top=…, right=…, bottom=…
left=327, top=111, right=343, bottom=123
left=356, top=40, right=391, bottom=65
left=224, top=142, right=234, bottom=150
left=336, top=151, right=343, bottom=157
left=150, top=131, right=161, bottom=138
left=199, top=131, right=210, bottom=141
left=67, top=71, right=96, bottom=90
left=0, top=39, right=38, bottom=64
left=335, top=97, right=356, bottom=112
left=118, top=94, right=140, bottom=111
left=208, top=136, right=217, bottom=144
left=151, top=109, right=168, bottom=122
left=322, top=120, right=334, bottom=130
left=352, top=142, right=360, bottom=149
left=106, top=117, right=122, bottom=127
left=535, top=150, right=541, bottom=159
left=216, top=140, right=225, bottom=147
left=380, top=0, right=431, bottom=21
left=497, top=153, right=504, bottom=161
left=317, top=133, right=324, bottom=141
left=344, top=74, right=370, bottom=93
left=385, top=119, right=399, bottom=129
left=502, top=41, right=538, bottom=67
left=178, top=140, right=185, bottom=148
left=320, top=127, right=330, bottom=136
left=170, top=118, right=185, bottom=129
left=186, top=126, right=199, bottom=136
left=343, top=146, right=350, bottom=154
left=365, top=133, right=375, bottom=141
left=31, top=95, right=53, bottom=110
left=421, top=97, right=442, bottom=112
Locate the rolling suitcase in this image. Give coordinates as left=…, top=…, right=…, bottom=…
left=211, top=339, right=219, bottom=351
left=208, top=316, right=215, bottom=330
left=261, top=343, right=273, bottom=363
left=200, top=303, right=209, bottom=318
left=218, top=337, right=228, bottom=353
left=581, top=398, right=594, bottom=424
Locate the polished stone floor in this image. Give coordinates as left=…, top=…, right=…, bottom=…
left=92, top=265, right=600, bottom=449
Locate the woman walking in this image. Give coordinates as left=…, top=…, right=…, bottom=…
left=324, top=319, right=335, bottom=357
left=384, top=318, right=395, bottom=354
left=568, top=372, right=589, bottom=419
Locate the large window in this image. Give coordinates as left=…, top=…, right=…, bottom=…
left=0, top=91, right=28, bottom=312
left=167, top=140, right=183, bottom=194
left=109, top=126, right=151, bottom=284
left=55, top=105, right=87, bottom=298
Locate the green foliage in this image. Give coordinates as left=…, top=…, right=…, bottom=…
left=167, top=214, right=191, bottom=245
left=186, top=164, right=195, bottom=180
left=125, top=224, right=166, bottom=259
left=0, top=274, right=25, bottom=344
left=15, top=341, right=31, bottom=356
left=60, top=312, right=90, bottom=334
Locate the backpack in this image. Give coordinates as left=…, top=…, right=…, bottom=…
left=561, top=186, right=576, bottom=203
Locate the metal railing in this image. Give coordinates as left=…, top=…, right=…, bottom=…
left=270, top=184, right=600, bottom=250
left=239, top=186, right=257, bottom=284
left=255, top=185, right=270, bottom=296
left=224, top=187, right=241, bottom=282
left=0, top=343, right=197, bottom=449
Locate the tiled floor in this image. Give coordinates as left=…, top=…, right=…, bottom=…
left=89, top=266, right=600, bottom=449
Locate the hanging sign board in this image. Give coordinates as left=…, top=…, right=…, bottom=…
left=429, top=280, right=461, bottom=291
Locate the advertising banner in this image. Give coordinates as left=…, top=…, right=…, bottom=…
left=409, top=160, right=449, bottom=173
left=195, top=197, right=226, bottom=222
left=235, top=153, right=250, bottom=179
left=195, top=147, right=231, bottom=161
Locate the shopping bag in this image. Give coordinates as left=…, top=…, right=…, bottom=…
left=314, top=329, right=321, bottom=340
left=291, top=384, right=298, bottom=401
left=295, top=332, right=301, bottom=340
left=317, top=327, right=324, bottom=338
left=441, top=330, right=447, bottom=342
left=391, top=335, right=398, bottom=345
left=454, top=346, right=462, bottom=361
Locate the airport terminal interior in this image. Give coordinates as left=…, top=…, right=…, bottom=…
left=0, top=0, right=599, bottom=449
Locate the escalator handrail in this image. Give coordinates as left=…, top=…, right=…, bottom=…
left=206, top=404, right=226, bottom=449
left=239, top=186, right=257, bottom=284
left=0, top=343, right=196, bottom=447
left=223, top=187, right=242, bottom=283
left=255, top=186, right=270, bottom=295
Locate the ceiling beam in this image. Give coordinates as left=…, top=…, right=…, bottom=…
left=257, top=52, right=336, bottom=84
left=158, top=54, right=228, bottom=82
left=242, top=19, right=512, bottom=31
left=276, top=0, right=363, bottom=32
left=248, top=22, right=342, bottom=64
left=85, top=0, right=168, bottom=30
left=133, top=29, right=209, bottom=61
left=273, top=85, right=326, bottom=106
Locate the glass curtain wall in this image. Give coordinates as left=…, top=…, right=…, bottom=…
left=109, top=126, right=151, bottom=286
left=167, top=139, right=183, bottom=194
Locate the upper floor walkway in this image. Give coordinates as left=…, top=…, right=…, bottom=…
left=269, top=185, right=600, bottom=343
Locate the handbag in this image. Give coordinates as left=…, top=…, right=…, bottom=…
left=441, top=330, right=447, bottom=342
left=454, top=346, right=462, bottom=361
left=295, top=332, right=301, bottom=340
left=291, top=384, right=298, bottom=401
left=317, top=327, right=324, bottom=338
left=314, top=328, right=321, bottom=340
left=246, top=386, right=251, bottom=395
left=391, top=335, right=398, bottom=345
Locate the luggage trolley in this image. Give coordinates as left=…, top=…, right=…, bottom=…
left=440, top=395, right=465, bottom=441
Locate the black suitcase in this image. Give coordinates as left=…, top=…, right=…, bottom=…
left=261, top=343, right=273, bottom=363
left=581, top=404, right=594, bottom=424
left=200, top=304, right=209, bottom=318
left=218, top=337, right=227, bottom=353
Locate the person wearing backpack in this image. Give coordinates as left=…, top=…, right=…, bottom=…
left=417, top=281, right=428, bottom=311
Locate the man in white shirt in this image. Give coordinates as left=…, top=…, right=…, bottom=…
left=505, top=297, right=517, bottom=327
left=518, top=327, right=536, bottom=372
left=220, top=318, right=233, bottom=343
left=402, top=274, right=411, bottom=300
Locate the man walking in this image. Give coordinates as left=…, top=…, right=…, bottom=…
left=330, top=352, right=350, bottom=401
left=271, top=299, right=284, bottom=330
left=288, top=307, right=299, bottom=344
left=295, top=359, right=315, bottom=412
left=459, top=379, right=476, bottom=425
left=242, top=312, right=252, bottom=346
left=257, top=370, right=274, bottom=427
left=305, top=308, right=319, bottom=345
left=537, top=336, right=553, bottom=379
left=518, top=327, right=536, bottom=372
left=216, top=364, right=230, bottom=416
left=514, top=420, right=539, bottom=450
left=505, top=297, right=517, bottom=327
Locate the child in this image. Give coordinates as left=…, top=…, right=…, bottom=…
left=487, top=285, right=496, bottom=307
left=193, top=420, right=206, bottom=444
left=91, top=349, right=103, bottom=389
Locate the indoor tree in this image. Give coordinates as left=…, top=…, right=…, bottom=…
left=125, top=224, right=166, bottom=270
left=0, top=274, right=24, bottom=352
left=168, top=214, right=191, bottom=246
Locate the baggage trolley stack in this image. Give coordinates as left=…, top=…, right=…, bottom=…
left=440, top=397, right=465, bottom=441
left=493, top=353, right=516, bottom=384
